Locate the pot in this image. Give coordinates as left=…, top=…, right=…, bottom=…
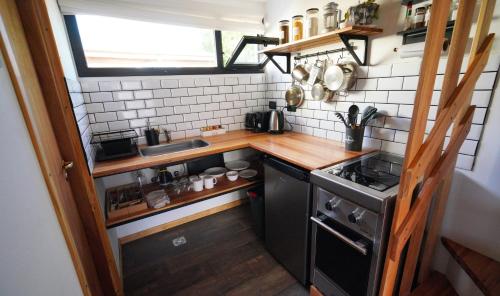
left=337, top=61, right=357, bottom=91
left=324, top=60, right=357, bottom=91
left=291, top=63, right=309, bottom=85
left=285, top=81, right=305, bottom=108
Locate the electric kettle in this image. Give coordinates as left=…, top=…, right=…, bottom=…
left=268, top=110, right=285, bottom=134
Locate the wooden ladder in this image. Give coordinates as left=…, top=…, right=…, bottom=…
left=378, top=0, right=496, bottom=295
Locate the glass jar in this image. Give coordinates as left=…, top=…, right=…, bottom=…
left=292, top=15, right=304, bottom=41
left=279, top=20, right=290, bottom=44
left=323, top=2, right=339, bottom=32
left=414, top=7, right=426, bottom=28
left=306, top=8, right=319, bottom=37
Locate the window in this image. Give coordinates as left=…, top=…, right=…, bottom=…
left=65, top=15, right=276, bottom=77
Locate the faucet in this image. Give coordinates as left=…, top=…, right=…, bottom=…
left=164, top=129, right=172, bottom=143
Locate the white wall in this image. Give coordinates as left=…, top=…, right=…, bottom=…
left=0, top=53, right=82, bottom=295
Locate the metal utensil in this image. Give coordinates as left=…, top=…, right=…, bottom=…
left=334, top=112, right=348, bottom=127
left=348, top=105, right=359, bottom=126
left=285, top=81, right=305, bottom=108
left=360, top=106, right=378, bottom=126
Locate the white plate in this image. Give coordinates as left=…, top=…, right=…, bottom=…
left=239, top=169, right=258, bottom=179
left=204, top=167, right=227, bottom=178
left=225, top=160, right=250, bottom=171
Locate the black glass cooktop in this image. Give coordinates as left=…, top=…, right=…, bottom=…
left=328, top=152, right=404, bottom=192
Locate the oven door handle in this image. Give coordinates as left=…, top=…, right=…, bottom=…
left=310, top=216, right=368, bottom=255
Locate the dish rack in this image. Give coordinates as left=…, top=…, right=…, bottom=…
left=91, top=129, right=139, bottom=162
left=106, top=183, right=147, bottom=220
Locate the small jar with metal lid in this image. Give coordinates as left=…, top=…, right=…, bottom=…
left=414, top=6, right=426, bottom=28
left=323, top=2, right=340, bottom=32
left=292, top=15, right=304, bottom=41
left=279, top=20, right=290, bottom=44
left=306, top=8, right=319, bottom=37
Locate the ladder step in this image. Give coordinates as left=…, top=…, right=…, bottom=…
left=410, top=271, right=458, bottom=296
left=442, top=237, right=500, bottom=296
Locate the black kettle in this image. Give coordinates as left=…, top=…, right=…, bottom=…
left=268, top=110, right=284, bottom=134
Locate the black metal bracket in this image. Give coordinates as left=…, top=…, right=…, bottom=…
left=338, top=34, right=368, bottom=66
left=264, top=52, right=291, bottom=74
left=225, top=36, right=280, bottom=71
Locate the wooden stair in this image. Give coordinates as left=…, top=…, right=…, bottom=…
left=442, top=237, right=500, bottom=296
left=410, top=271, right=458, bottom=296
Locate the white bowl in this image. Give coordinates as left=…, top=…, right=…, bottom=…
left=226, top=171, right=239, bottom=182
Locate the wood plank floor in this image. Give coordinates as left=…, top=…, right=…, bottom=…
left=122, top=204, right=308, bottom=296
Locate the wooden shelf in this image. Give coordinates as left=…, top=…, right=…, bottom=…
left=442, top=237, right=500, bottom=296
left=259, top=26, right=383, bottom=54
left=106, top=177, right=262, bottom=228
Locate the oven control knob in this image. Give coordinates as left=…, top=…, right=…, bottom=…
left=348, top=208, right=365, bottom=224
left=325, top=198, right=341, bottom=211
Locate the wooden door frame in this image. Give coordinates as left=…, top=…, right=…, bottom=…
left=2, top=0, right=123, bottom=295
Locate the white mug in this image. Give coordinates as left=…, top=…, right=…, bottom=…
left=203, top=176, right=217, bottom=189
left=191, top=177, right=203, bottom=192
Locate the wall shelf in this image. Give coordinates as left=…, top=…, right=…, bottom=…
left=105, top=177, right=262, bottom=228
left=260, top=26, right=382, bottom=71
left=397, top=21, right=455, bottom=45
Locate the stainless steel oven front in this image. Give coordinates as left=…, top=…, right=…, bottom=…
left=310, top=186, right=391, bottom=296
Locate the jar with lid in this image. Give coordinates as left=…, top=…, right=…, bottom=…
left=279, top=20, right=290, bottom=44
left=424, top=5, right=431, bottom=27
left=292, top=15, right=304, bottom=41
left=414, top=6, right=426, bottom=28
left=306, top=8, right=319, bottom=37
left=323, top=2, right=339, bottom=32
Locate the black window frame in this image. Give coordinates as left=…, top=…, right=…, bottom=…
left=65, top=15, right=273, bottom=77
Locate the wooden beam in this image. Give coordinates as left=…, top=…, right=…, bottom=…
left=378, top=2, right=453, bottom=295
left=418, top=0, right=497, bottom=282
left=407, top=33, right=494, bottom=179
left=390, top=107, right=475, bottom=260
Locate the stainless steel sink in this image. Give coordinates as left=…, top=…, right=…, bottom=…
left=140, top=139, right=209, bottom=156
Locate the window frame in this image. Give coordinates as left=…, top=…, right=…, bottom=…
left=64, top=15, right=266, bottom=77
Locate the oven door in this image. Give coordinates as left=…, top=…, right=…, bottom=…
left=311, top=214, right=373, bottom=296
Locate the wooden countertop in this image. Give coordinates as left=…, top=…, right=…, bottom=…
left=93, top=131, right=371, bottom=178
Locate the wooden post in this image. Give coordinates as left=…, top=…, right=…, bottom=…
left=378, top=1, right=452, bottom=295
left=417, top=0, right=497, bottom=283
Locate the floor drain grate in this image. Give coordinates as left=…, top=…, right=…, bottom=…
left=172, top=236, right=187, bottom=247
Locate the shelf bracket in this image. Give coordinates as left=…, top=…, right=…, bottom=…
left=339, top=34, right=368, bottom=66
left=264, top=52, right=291, bottom=74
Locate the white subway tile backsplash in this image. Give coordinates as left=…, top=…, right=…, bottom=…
left=194, top=77, right=210, bottom=87
left=177, top=122, right=193, bottom=130
left=171, top=131, right=186, bottom=140
left=398, top=105, right=414, bottom=118
left=167, top=115, right=183, bottom=124
left=81, top=81, right=99, bottom=92
left=153, top=89, right=172, bottom=98
left=207, top=118, right=221, bottom=126
left=125, top=100, right=145, bottom=109
left=117, top=110, right=138, bottom=120
left=161, top=79, right=179, bottom=88
left=188, top=87, right=203, bottom=96
left=210, top=76, right=225, bottom=86
left=213, top=110, right=227, bottom=118
left=471, top=91, right=492, bottom=107
left=185, top=129, right=201, bottom=138
left=179, top=78, right=195, bottom=88
left=206, top=103, right=220, bottom=111
left=356, top=78, right=378, bottom=90
left=225, top=93, right=239, bottom=101
left=219, top=86, right=233, bottom=93
left=388, top=91, right=416, bottom=104
left=221, top=117, right=234, bottom=124
left=181, top=96, right=197, bottom=105
left=104, top=101, right=126, bottom=112
left=225, top=77, right=238, bottom=85
left=375, top=103, right=399, bottom=117
left=108, top=120, right=130, bottom=131
left=220, top=102, right=233, bottom=109
left=377, top=77, right=403, bottom=90
left=199, top=111, right=214, bottom=120
left=145, top=99, right=164, bottom=108
left=475, top=72, right=496, bottom=89
left=90, top=92, right=113, bottom=102
left=472, top=108, right=487, bottom=124
left=204, top=86, right=219, bottom=95
left=137, top=108, right=156, bottom=118
left=190, top=104, right=205, bottom=113
left=133, top=90, right=153, bottom=100
left=384, top=117, right=411, bottom=131
left=113, top=91, right=134, bottom=101
left=381, top=141, right=406, bottom=155
left=365, top=91, right=389, bottom=103
left=86, top=103, right=104, bottom=113
left=197, top=95, right=212, bottom=103
left=141, top=79, right=161, bottom=89
left=192, top=120, right=207, bottom=129
left=171, top=88, right=188, bottom=97
left=391, top=62, right=421, bottom=76
left=233, top=85, right=246, bottom=92
left=164, top=97, right=181, bottom=106
left=121, top=80, right=142, bottom=90
left=174, top=105, right=191, bottom=114
left=371, top=127, right=395, bottom=141
left=91, top=122, right=109, bottom=133
left=402, top=76, right=419, bottom=90
left=156, top=107, right=173, bottom=116
left=234, top=101, right=246, bottom=108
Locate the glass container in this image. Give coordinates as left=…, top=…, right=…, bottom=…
left=279, top=20, right=290, bottom=44
left=306, top=8, right=319, bottom=37
left=292, top=15, right=304, bottom=41
left=323, top=2, right=339, bottom=32
left=414, top=7, right=426, bottom=28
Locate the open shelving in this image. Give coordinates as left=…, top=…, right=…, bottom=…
left=260, top=26, right=383, bottom=71
left=105, top=177, right=262, bottom=228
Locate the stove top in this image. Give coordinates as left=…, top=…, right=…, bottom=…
left=326, top=152, right=403, bottom=192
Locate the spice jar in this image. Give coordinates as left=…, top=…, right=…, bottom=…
left=323, top=2, right=339, bottom=32
left=414, top=7, right=426, bottom=28
left=279, top=20, right=290, bottom=44
left=292, top=15, right=304, bottom=41
left=306, top=8, right=319, bottom=37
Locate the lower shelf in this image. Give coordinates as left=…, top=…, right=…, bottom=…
left=106, top=177, right=262, bottom=228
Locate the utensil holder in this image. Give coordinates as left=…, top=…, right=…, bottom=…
left=345, top=125, right=365, bottom=151
left=145, top=129, right=159, bottom=146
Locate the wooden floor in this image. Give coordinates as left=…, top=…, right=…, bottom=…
left=122, top=204, right=308, bottom=296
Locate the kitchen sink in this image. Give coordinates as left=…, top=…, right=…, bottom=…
left=140, top=139, right=209, bottom=156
